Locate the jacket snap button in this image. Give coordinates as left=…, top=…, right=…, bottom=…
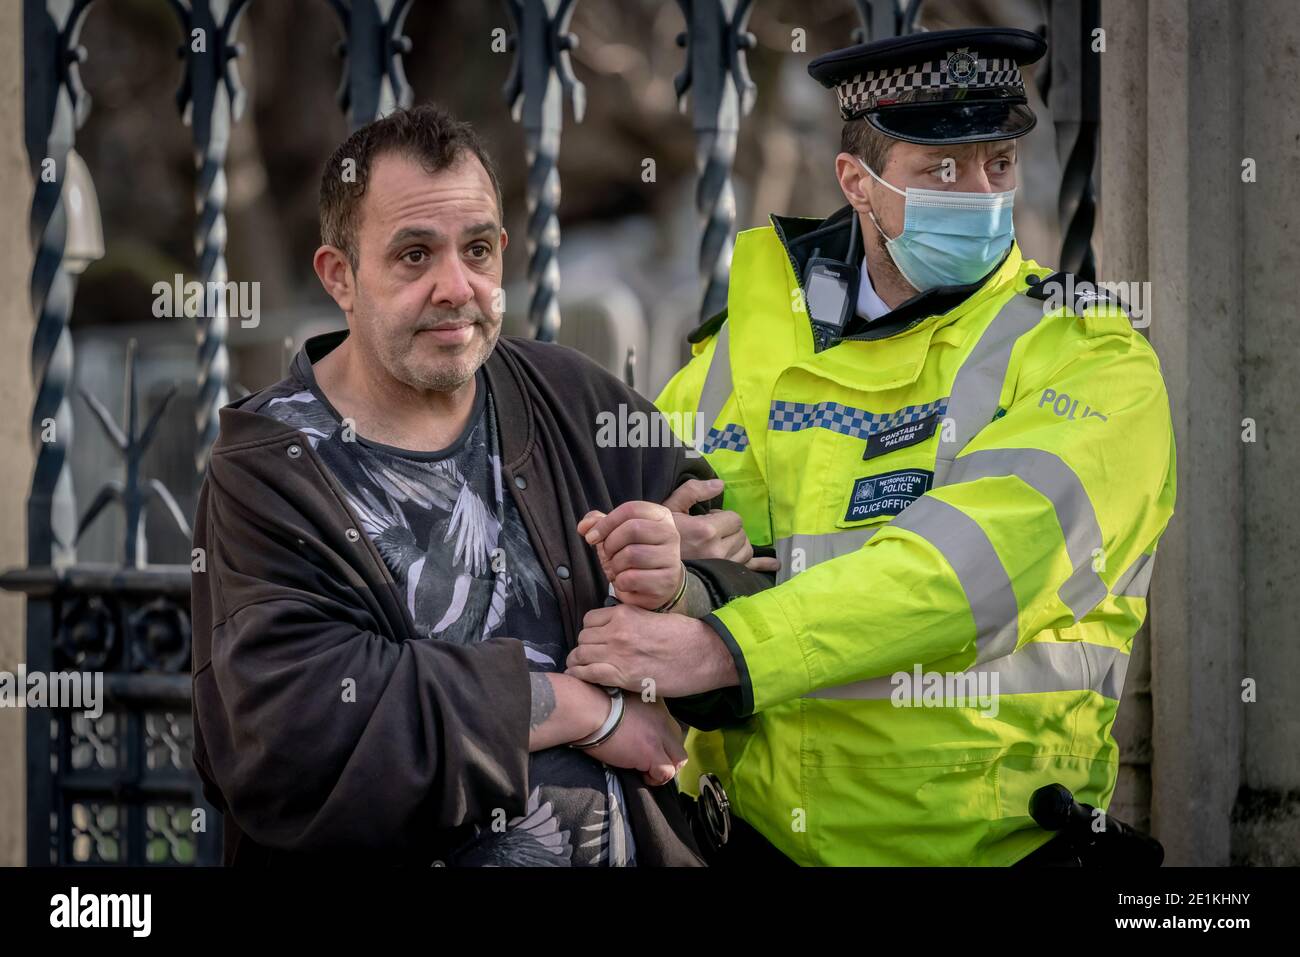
left=1025, top=274, right=1041, bottom=285
left=514, top=475, right=527, bottom=490
left=556, top=564, right=570, bottom=580
left=287, top=444, right=302, bottom=458
left=345, top=528, right=360, bottom=542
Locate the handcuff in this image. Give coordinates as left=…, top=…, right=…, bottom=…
left=594, top=574, right=731, bottom=851
left=694, top=772, right=732, bottom=852
left=651, top=562, right=689, bottom=613
left=573, top=566, right=685, bottom=750
left=568, top=684, right=624, bottom=749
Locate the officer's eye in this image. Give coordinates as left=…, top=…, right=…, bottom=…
left=467, top=243, right=491, bottom=260
left=402, top=249, right=427, bottom=265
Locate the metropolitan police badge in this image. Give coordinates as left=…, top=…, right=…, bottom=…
left=946, top=48, right=979, bottom=85
left=844, top=470, right=932, bottom=523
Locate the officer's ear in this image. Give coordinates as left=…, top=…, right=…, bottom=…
left=835, top=152, right=874, bottom=217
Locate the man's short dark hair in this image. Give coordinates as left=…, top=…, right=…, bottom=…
left=320, top=104, right=505, bottom=270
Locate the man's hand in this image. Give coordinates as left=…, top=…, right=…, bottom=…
left=565, top=603, right=739, bottom=699
left=584, top=695, right=687, bottom=787
left=577, top=502, right=684, bottom=611
left=662, top=478, right=780, bottom=573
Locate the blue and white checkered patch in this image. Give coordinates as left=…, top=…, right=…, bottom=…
left=699, top=423, right=750, bottom=454
left=768, top=398, right=949, bottom=441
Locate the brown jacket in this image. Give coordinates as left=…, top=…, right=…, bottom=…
left=190, top=330, right=768, bottom=865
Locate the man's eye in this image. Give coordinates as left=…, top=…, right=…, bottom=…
left=468, top=244, right=491, bottom=259
left=403, top=249, right=427, bottom=265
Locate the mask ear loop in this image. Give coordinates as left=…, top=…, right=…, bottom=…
left=858, top=156, right=907, bottom=196
left=858, top=157, right=904, bottom=243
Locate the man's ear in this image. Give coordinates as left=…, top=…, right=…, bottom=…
left=835, top=152, right=873, bottom=217
left=313, top=245, right=355, bottom=313
left=499, top=227, right=508, bottom=254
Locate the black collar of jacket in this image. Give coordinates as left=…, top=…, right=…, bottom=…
left=690, top=204, right=1001, bottom=345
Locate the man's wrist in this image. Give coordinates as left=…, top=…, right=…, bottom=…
left=543, top=673, right=615, bottom=745
left=655, top=562, right=689, bottom=613
left=569, top=687, right=624, bottom=749
left=570, top=676, right=615, bottom=741
left=672, top=567, right=714, bottom=619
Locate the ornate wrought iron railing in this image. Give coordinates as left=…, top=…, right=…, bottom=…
left=9, top=0, right=1091, bottom=865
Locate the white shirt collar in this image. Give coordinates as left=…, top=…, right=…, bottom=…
left=856, top=256, right=891, bottom=322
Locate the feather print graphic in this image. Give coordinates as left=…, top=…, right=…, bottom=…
left=448, top=786, right=572, bottom=867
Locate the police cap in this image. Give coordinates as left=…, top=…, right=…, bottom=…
left=808, top=27, right=1047, bottom=145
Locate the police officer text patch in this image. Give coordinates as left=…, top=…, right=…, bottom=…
left=844, top=469, right=932, bottom=523
left=863, top=412, right=941, bottom=460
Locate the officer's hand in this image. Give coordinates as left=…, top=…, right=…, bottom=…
left=662, top=478, right=781, bottom=573
left=577, top=502, right=684, bottom=611
left=566, top=603, right=739, bottom=698
left=584, top=694, right=687, bottom=787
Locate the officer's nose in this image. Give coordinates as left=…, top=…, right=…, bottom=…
left=960, top=166, right=998, bottom=193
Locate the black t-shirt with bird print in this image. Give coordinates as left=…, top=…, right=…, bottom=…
left=248, top=363, right=635, bottom=867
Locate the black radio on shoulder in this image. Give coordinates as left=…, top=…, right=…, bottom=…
left=802, top=213, right=862, bottom=352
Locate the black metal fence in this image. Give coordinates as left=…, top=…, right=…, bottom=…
left=7, top=0, right=1098, bottom=865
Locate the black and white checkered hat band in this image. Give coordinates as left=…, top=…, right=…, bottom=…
left=836, top=55, right=1023, bottom=118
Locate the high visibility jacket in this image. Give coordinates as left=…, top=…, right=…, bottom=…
left=656, top=213, right=1176, bottom=866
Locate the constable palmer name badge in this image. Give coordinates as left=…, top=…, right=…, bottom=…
left=862, top=411, right=941, bottom=460
left=844, top=469, right=932, bottom=523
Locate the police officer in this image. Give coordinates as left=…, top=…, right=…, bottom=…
left=566, top=27, right=1176, bottom=866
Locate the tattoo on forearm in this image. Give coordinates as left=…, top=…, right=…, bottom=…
left=529, top=672, right=556, bottom=730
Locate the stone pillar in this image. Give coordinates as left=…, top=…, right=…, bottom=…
left=1237, top=0, right=1300, bottom=865
left=0, top=0, right=34, bottom=866
left=1146, top=0, right=1249, bottom=868
left=1102, top=0, right=1300, bottom=868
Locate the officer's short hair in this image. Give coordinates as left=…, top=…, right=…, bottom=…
left=840, top=89, right=918, bottom=173
left=842, top=119, right=895, bottom=175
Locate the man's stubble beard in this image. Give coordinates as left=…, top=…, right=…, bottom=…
left=401, top=314, right=500, bottom=392
left=357, top=292, right=502, bottom=394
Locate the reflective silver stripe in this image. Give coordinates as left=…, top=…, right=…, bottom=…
left=774, top=526, right=878, bottom=584
left=944, top=448, right=1108, bottom=622
left=696, top=321, right=733, bottom=434
left=891, top=496, right=1020, bottom=663
left=1086, top=641, right=1131, bottom=700
left=1114, top=551, right=1155, bottom=598
left=934, top=295, right=1044, bottom=486
left=805, top=641, right=1129, bottom=701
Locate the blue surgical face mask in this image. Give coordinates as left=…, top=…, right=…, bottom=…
left=857, top=157, right=1016, bottom=292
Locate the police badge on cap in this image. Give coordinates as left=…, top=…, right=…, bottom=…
left=808, top=27, right=1048, bottom=145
